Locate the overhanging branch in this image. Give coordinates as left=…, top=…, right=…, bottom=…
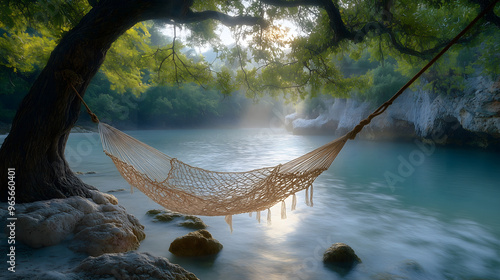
left=179, top=10, right=268, bottom=28
left=470, top=0, right=500, bottom=27
left=260, top=0, right=322, bottom=7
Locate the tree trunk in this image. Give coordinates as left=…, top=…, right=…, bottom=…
left=0, top=0, right=190, bottom=202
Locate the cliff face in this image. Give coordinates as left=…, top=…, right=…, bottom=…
left=286, top=76, right=500, bottom=148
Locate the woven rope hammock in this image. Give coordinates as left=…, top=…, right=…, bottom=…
left=70, top=4, right=494, bottom=229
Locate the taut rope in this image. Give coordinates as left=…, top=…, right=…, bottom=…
left=346, top=0, right=499, bottom=139
left=70, top=84, right=99, bottom=124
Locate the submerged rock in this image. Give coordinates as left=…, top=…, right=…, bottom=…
left=1, top=190, right=145, bottom=256
left=107, top=188, right=126, bottom=193
left=147, top=209, right=207, bottom=229
left=74, top=252, right=199, bottom=280
left=169, top=230, right=223, bottom=257
left=179, top=216, right=207, bottom=229
left=323, top=243, right=361, bottom=274
left=148, top=209, right=185, bottom=222
left=147, top=209, right=164, bottom=215
left=75, top=171, right=97, bottom=175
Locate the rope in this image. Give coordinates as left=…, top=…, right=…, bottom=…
left=69, top=84, right=99, bottom=124
left=346, top=0, right=499, bottom=140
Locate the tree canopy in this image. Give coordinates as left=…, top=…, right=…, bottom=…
left=1, top=0, right=498, bottom=103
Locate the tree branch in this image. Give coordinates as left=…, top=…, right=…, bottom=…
left=179, top=10, right=268, bottom=28
left=260, top=0, right=321, bottom=7
left=469, top=0, right=500, bottom=27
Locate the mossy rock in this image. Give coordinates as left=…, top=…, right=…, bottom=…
left=179, top=216, right=207, bottom=229
left=323, top=243, right=361, bottom=275
left=146, top=209, right=164, bottom=216
left=169, top=230, right=223, bottom=257
left=155, top=213, right=176, bottom=222
left=323, top=243, right=361, bottom=263
left=147, top=209, right=185, bottom=223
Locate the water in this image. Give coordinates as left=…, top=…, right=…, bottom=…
left=3, top=129, right=500, bottom=279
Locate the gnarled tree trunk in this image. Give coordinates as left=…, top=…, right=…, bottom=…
left=0, top=0, right=191, bottom=202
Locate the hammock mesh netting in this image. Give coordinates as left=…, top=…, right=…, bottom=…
left=99, top=122, right=348, bottom=223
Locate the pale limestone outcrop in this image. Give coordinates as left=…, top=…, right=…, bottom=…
left=287, top=76, right=500, bottom=147
left=0, top=190, right=145, bottom=256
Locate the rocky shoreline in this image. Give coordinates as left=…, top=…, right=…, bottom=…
left=286, top=75, right=500, bottom=149
left=0, top=190, right=201, bottom=279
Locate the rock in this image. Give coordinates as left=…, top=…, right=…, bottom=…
left=147, top=210, right=207, bottom=228
left=70, top=202, right=146, bottom=256
left=155, top=213, right=176, bottom=222
left=1, top=190, right=145, bottom=256
left=179, top=216, right=207, bottom=229
left=323, top=243, right=361, bottom=264
left=74, top=252, right=199, bottom=280
left=75, top=171, right=97, bottom=175
left=90, top=190, right=118, bottom=205
left=169, top=230, right=223, bottom=257
left=148, top=209, right=184, bottom=222
left=14, top=197, right=88, bottom=248
left=287, top=75, right=500, bottom=148
left=107, top=188, right=126, bottom=193
left=323, top=243, right=361, bottom=274
left=147, top=209, right=164, bottom=215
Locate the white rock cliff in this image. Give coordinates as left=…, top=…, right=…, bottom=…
left=286, top=76, right=500, bottom=147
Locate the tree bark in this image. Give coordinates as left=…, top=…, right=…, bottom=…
left=0, top=0, right=192, bottom=202
left=0, top=0, right=265, bottom=203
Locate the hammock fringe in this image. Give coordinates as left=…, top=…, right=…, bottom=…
left=281, top=201, right=287, bottom=219
left=225, top=215, right=233, bottom=233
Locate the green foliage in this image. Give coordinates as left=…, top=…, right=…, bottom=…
left=356, top=62, right=406, bottom=106
left=79, top=72, right=253, bottom=128
left=296, top=96, right=328, bottom=119
left=0, top=0, right=498, bottom=126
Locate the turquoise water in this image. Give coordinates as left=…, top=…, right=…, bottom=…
left=4, top=129, right=500, bottom=279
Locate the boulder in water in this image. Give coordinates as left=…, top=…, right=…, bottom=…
left=323, top=243, right=361, bottom=274
left=1, top=190, right=145, bottom=256
left=70, top=201, right=146, bottom=256
left=169, top=230, right=223, bottom=257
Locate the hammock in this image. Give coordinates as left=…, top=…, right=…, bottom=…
left=99, top=122, right=348, bottom=218
left=70, top=5, right=491, bottom=229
